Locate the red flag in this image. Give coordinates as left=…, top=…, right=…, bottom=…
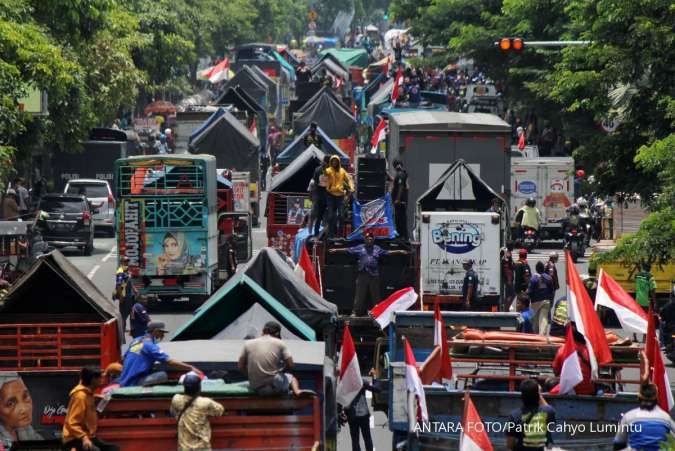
left=645, top=305, right=674, bottom=411
left=433, top=304, right=452, bottom=383
left=557, top=324, right=584, bottom=394
left=248, top=117, right=257, bottom=136
left=336, top=325, right=363, bottom=406
left=294, top=246, right=321, bottom=295
left=459, top=392, right=493, bottom=451
left=595, top=269, right=648, bottom=335
left=369, top=287, right=417, bottom=329
left=404, top=337, right=428, bottom=421
left=391, top=67, right=404, bottom=105
left=370, top=118, right=386, bottom=154
left=566, top=252, right=612, bottom=377
left=207, top=58, right=230, bottom=84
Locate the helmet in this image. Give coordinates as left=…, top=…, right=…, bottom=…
left=526, top=197, right=536, bottom=207
left=577, top=197, right=588, bottom=208
left=181, top=372, right=201, bottom=394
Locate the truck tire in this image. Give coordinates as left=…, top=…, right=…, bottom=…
left=571, top=241, right=579, bottom=262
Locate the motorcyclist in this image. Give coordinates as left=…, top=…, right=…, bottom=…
left=576, top=197, right=592, bottom=245
left=515, top=198, right=541, bottom=240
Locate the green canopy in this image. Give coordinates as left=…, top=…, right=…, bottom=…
left=111, top=381, right=252, bottom=398
left=319, top=48, right=369, bottom=68
left=170, top=273, right=316, bottom=341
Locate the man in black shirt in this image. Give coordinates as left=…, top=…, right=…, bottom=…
left=296, top=62, right=311, bottom=84
left=309, top=155, right=330, bottom=237
left=391, top=159, right=409, bottom=240
left=303, top=122, right=323, bottom=149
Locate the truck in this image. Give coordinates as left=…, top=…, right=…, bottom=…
left=386, top=111, right=512, bottom=238
left=114, top=154, right=218, bottom=303
left=419, top=212, right=501, bottom=308
left=510, top=157, right=574, bottom=241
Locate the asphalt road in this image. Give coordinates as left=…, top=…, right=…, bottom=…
left=65, top=230, right=646, bottom=451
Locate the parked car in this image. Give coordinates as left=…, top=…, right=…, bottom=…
left=36, top=194, right=95, bottom=255
left=64, top=179, right=115, bottom=236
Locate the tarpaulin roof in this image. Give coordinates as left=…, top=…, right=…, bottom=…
left=171, top=273, right=316, bottom=341
left=248, top=65, right=278, bottom=113
left=269, top=145, right=325, bottom=192
left=0, top=250, right=122, bottom=338
left=213, top=303, right=302, bottom=340
left=224, top=67, right=269, bottom=111
left=390, top=111, right=511, bottom=132
left=213, top=86, right=264, bottom=114
left=294, top=91, right=356, bottom=139
left=189, top=109, right=260, bottom=176
left=319, top=48, right=369, bottom=68
left=276, top=125, right=350, bottom=167
left=188, top=107, right=227, bottom=143
left=272, top=50, right=296, bottom=80
left=367, top=77, right=394, bottom=117
left=311, top=57, right=349, bottom=80
left=242, top=248, right=337, bottom=331
left=363, top=71, right=386, bottom=100
left=297, top=86, right=351, bottom=116
left=417, top=159, right=505, bottom=212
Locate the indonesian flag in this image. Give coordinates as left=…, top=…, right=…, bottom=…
left=404, top=337, right=428, bottom=422
left=294, top=246, right=321, bottom=295
left=459, top=392, right=493, bottom=451
left=369, top=287, right=418, bottom=330
left=391, top=67, right=404, bottom=105
left=433, top=304, right=453, bottom=383
left=595, top=269, right=648, bottom=335
left=370, top=118, right=386, bottom=154
left=645, top=306, right=674, bottom=411
left=336, top=325, right=363, bottom=407
left=566, top=252, right=612, bottom=377
left=248, top=117, right=257, bottom=136
left=557, top=324, right=584, bottom=395
left=201, top=58, right=230, bottom=84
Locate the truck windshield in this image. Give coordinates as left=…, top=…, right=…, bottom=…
left=66, top=184, right=109, bottom=198
left=40, top=199, right=84, bottom=213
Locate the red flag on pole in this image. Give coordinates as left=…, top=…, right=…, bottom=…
left=433, top=304, right=453, bottom=383
left=459, top=392, right=493, bottom=451
left=370, top=118, right=387, bottom=154
left=391, top=67, right=404, bottom=105
left=336, top=325, right=363, bottom=406
left=404, top=337, right=428, bottom=421
left=595, top=269, right=648, bottom=335
left=294, top=246, right=321, bottom=295
left=645, top=305, right=674, bottom=411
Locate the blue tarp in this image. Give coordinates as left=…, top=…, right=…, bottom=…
left=276, top=126, right=350, bottom=167
left=348, top=193, right=397, bottom=240
left=188, top=107, right=227, bottom=144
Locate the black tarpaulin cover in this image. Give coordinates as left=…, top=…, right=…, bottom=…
left=248, top=65, right=279, bottom=113
left=275, top=125, right=350, bottom=167
left=242, top=248, right=337, bottom=331
left=268, top=145, right=325, bottom=193
left=294, top=91, right=356, bottom=139
left=297, top=86, right=351, bottom=116
left=213, top=85, right=264, bottom=115
left=224, top=67, right=269, bottom=111
left=189, top=109, right=260, bottom=178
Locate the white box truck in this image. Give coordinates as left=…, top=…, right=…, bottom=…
left=419, top=211, right=501, bottom=307
left=510, top=157, right=574, bottom=240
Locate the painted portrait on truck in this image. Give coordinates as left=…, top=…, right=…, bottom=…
left=143, top=231, right=206, bottom=276
left=0, top=373, right=43, bottom=448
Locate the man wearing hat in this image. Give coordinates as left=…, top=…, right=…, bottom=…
left=118, top=322, right=200, bottom=387
left=545, top=252, right=560, bottom=298
left=114, top=256, right=137, bottom=333
left=461, top=258, right=479, bottom=310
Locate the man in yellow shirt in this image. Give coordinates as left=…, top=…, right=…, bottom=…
left=324, top=155, right=353, bottom=238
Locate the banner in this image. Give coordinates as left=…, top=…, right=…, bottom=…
left=286, top=196, right=312, bottom=225
left=142, top=231, right=207, bottom=276
left=348, top=193, right=396, bottom=240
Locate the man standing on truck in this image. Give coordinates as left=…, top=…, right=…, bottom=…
left=636, top=262, right=657, bottom=311
left=330, top=233, right=408, bottom=316
left=461, top=258, right=479, bottom=310
left=391, top=159, right=409, bottom=240
left=238, top=321, right=304, bottom=396
left=170, top=372, right=224, bottom=451
left=324, top=155, right=354, bottom=238
left=62, top=367, right=120, bottom=451
left=118, top=322, right=200, bottom=387
left=309, top=155, right=330, bottom=238
left=303, top=122, right=323, bottom=149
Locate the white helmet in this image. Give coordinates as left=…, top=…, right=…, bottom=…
left=577, top=197, right=588, bottom=208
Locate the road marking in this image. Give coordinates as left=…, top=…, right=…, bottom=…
left=101, top=245, right=117, bottom=262
left=370, top=416, right=374, bottom=428
left=366, top=391, right=372, bottom=399
left=87, top=265, right=101, bottom=280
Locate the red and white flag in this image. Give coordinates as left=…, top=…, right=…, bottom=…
left=391, top=67, right=404, bottom=105
left=369, top=287, right=418, bottom=330
left=433, top=304, right=453, bottom=383
left=294, top=246, right=321, bottom=295
left=336, top=325, right=363, bottom=407
left=203, top=58, right=230, bottom=84
left=370, top=118, right=386, bottom=154
left=557, top=324, right=584, bottom=395
left=645, top=306, right=674, bottom=411
left=566, top=252, right=612, bottom=377
left=595, top=269, right=648, bottom=335
left=404, top=338, right=428, bottom=422
left=459, top=392, right=493, bottom=451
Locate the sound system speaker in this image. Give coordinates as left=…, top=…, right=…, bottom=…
left=357, top=171, right=386, bottom=186
left=322, top=264, right=356, bottom=313
left=357, top=185, right=386, bottom=201
left=357, top=157, right=386, bottom=172
left=357, top=157, right=387, bottom=202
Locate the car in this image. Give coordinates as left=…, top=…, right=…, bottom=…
left=37, top=194, right=95, bottom=255
left=64, top=179, right=115, bottom=236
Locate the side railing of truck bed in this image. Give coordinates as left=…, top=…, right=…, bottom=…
left=0, top=320, right=119, bottom=371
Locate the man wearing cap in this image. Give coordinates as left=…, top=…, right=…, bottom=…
left=114, top=256, right=137, bottom=333
left=330, top=233, right=408, bottom=316
left=545, top=252, right=560, bottom=298
left=118, top=322, right=199, bottom=387
left=171, top=372, right=224, bottom=451
left=129, top=295, right=150, bottom=338
left=513, top=249, right=532, bottom=298
left=461, top=259, right=479, bottom=310
left=238, top=321, right=304, bottom=396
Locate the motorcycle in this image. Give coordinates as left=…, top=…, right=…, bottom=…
left=521, top=226, right=539, bottom=252
left=564, top=227, right=585, bottom=262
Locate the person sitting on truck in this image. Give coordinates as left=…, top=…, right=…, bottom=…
left=516, top=198, right=541, bottom=237
left=613, top=383, right=675, bottom=451
left=551, top=324, right=595, bottom=395
left=238, top=321, right=305, bottom=396
left=62, top=367, right=119, bottom=451
left=505, top=378, right=556, bottom=451
left=324, top=155, right=354, bottom=239
left=516, top=294, right=535, bottom=334
left=118, top=322, right=200, bottom=387
left=170, top=372, right=224, bottom=451
left=303, top=122, right=323, bottom=149
left=461, top=258, right=479, bottom=310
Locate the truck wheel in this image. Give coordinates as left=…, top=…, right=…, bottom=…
left=570, top=242, right=579, bottom=262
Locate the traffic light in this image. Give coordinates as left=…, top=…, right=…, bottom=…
left=498, top=37, right=524, bottom=51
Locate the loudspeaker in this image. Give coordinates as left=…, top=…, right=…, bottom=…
left=357, top=171, right=386, bottom=186
left=322, top=264, right=356, bottom=313
left=357, top=157, right=386, bottom=172
left=357, top=185, right=386, bottom=201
